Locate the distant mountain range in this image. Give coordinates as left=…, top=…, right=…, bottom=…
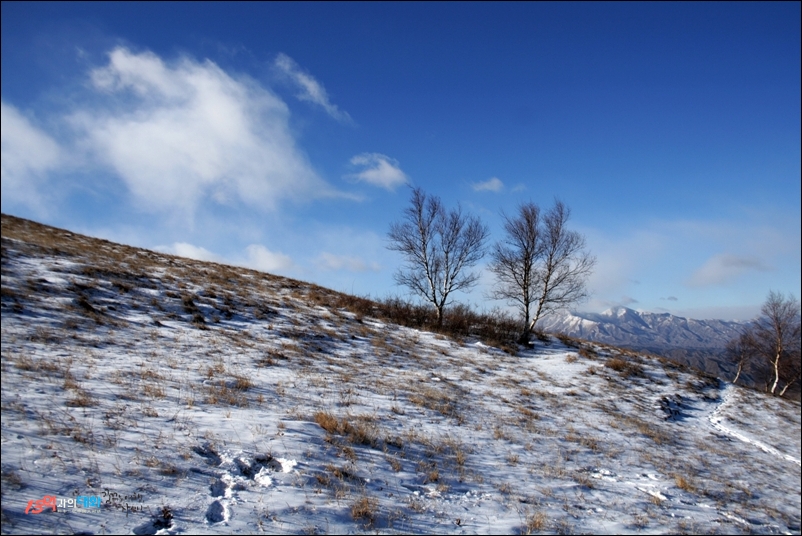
left=538, top=306, right=749, bottom=379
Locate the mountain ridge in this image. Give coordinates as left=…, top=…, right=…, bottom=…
left=540, top=306, right=747, bottom=351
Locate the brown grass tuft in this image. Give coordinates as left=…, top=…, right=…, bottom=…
left=351, top=495, right=378, bottom=525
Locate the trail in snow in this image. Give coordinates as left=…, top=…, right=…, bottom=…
left=709, top=384, right=801, bottom=467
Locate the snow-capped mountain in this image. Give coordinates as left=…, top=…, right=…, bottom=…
left=539, top=306, right=746, bottom=355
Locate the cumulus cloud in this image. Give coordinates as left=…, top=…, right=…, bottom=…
left=274, top=53, right=352, bottom=124
left=347, top=153, right=408, bottom=190
left=472, top=177, right=504, bottom=192
left=316, top=252, right=380, bottom=272
left=686, top=254, right=771, bottom=287
left=661, top=296, right=679, bottom=301
left=1, top=101, right=63, bottom=213
left=69, top=46, right=336, bottom=219
left=244, top=244, right=294, bottom=273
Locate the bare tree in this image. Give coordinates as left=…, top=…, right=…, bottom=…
left=530, top=201, right=596, bottom=332
left=725, top=330, right=754, bottom=385
left=727, top=292, right=801, bottom=396
left=746, top=291, right=801, bottom=396
left=489, top=200, right=595, bottom=343
left=488, top=203, right=542, bottom=343
left=387, top=187, right=489, bottom=326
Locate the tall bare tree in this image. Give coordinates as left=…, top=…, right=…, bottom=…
left=387, top=187, right=489, bottom=326
left=488, top=203, right=542, bottom=343
left=490, top=200, right=595, bottom=343
left=742, top=291, right=801, bottom=396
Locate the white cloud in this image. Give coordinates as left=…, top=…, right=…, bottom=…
left=472, top=177, right=504, bottom=192
left=155, top=242, right=223, bottom=263
left=1, top=101, right=63, bottom=213
left=155, top=241, right=292, bottom=274
left=347, top=153, right=408, bottom=190
left=686, top=254, right=771, bottom=288
left=316, top=252, right=380, bottom=272
left=274, top=53, right=352, bottom=124
left=69, top=46, right=336, bottom=219
left=244, top=244, right=294, bottom=273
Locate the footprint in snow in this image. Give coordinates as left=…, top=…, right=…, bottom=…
left=205, top=500, right=228, bottom=524
left=199, top=447, right=298, bottom=525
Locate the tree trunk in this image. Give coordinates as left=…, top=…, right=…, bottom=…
left=519, top=310, right=531, bottom=344
left=770, top=351, right=781, bottom=395
left=732, top=361, right=743, bottom=385
left=435, top=305, right=444, bottom=328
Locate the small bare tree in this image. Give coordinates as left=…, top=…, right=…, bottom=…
left=490, top=200, right=595, bottom=343
left=725, top=330, right=754, bottom=385
left=387, top=187, right=489, bottom=327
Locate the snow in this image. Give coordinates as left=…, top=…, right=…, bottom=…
left=1, top=218, right=800, bottom=534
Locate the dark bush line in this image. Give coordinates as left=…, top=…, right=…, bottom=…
left=312, top=290, right=523, bottom=354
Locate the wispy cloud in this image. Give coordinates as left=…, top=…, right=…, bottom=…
left=1, top=101, right=63, bottom=215
left=274, top=53, right=352, bottom=124
left=316, top=252, right=380, bottom=273
left=686, top=254, right=771, bottom=287
left=347, top=153, right=408, bottom=190
left=67, top=46, right=338, bottom=221
left=472, top=177, right=504, bottom=192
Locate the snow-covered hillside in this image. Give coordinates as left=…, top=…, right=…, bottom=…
left=2, top=214, right=800, bottom=535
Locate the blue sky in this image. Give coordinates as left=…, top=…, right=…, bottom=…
left=2, top=2, right=800, bottom=321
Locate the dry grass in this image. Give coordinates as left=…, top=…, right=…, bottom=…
left=674, top=474, right=696, bottom=492
left=605, top=357, right=645, bottom=378
left=66, top=385, right=96, bottom=407
left=1, top=468, right=24, bottom=491
left=142, top=383, right=166, bottom=399
left=522, top=511, right=547, bottom=534
left=313, top=411, right=380, bottom=448
left=386, top=456, right=403, bottom=472
left=204, top=380, right=249, bottom=407
left=573, top=471, right=594, bottom=489
left=408, top=386, right=459, bottom=419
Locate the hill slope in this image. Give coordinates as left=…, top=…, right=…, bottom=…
left=1, top=214, right=800, bottom=535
